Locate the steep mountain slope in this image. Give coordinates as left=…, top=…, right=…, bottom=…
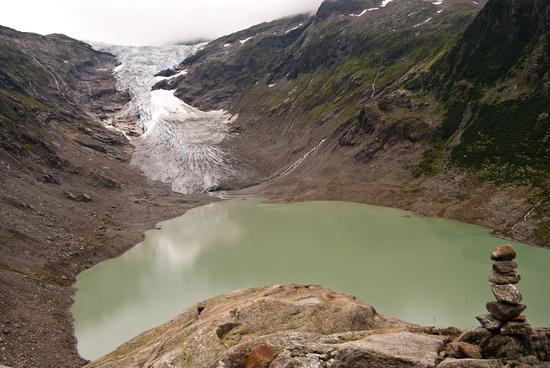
left=0, top=26, right=212, bottom=367
left=425, top=0, right=550, bottom=211
left=165, top=0, right=483, bottom=111
left=161, top=0, right=550, bottom=248
left=412, top=0, right=550, bottom=244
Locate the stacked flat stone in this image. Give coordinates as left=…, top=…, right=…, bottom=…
left=476, top=244, right=533, bottom=335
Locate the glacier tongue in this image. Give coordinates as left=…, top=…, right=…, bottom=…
left=131, top=89, right=234, bottom=194
left=91, top=42, right=244, bottom=194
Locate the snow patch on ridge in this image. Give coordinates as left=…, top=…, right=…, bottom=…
left=350, top=9, right=368, bottom=17
left=240, top=36, right=254, bottom=45
left=153, top=69, right=187, bottom=83
left=350, top=8, right=379, bottom=16
left=112, top=64, right=124, bottom=74
left=285, top=23, right=304, bottom=33
left=413, top=17, right=432, bottom=27
left=280, top=139, right=326, bottom=176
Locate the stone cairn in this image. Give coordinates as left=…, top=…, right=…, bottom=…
left=476, top=244, right=533, bottom=334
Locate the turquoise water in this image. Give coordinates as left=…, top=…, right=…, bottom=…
left=71, top=198, right=550, bottom=361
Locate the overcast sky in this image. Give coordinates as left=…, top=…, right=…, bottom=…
left=1, top=0, right=324, bottom=46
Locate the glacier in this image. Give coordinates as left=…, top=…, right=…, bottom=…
left=91, top=42, right=247, bottom=194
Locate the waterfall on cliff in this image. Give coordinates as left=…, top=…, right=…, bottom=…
left=91, top=42, right=243, bottom=194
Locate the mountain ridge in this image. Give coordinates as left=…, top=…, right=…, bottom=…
left=160, top=0, right=550, bottom=248
left=0, top=25, right=214, bottom=368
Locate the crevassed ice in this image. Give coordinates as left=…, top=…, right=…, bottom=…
left=91, top=42, right=205, bottom=133
left=90, top=42, right=245, bottom=194
left=130, top=89, right=235, bottom=194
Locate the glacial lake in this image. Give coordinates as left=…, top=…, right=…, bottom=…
left=71, top=197, right=550, bottom=361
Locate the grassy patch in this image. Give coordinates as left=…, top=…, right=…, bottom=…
left=88, top=235, right=110, bottom=247
left=439, top=101, right=467, bottom=140
left=411, top=148, right=444, bottom=178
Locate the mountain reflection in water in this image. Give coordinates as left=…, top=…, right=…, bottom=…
left=71, top=198, right=550, bottom=361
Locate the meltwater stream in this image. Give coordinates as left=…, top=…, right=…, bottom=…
left=92, top=43, right=245, bottom=194
left=72, top=198, right=550, bottom=361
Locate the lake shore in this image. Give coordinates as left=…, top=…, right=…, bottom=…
left=71, top=197, right=550, bottom=361
left=2, top=152, right=549, bottom=367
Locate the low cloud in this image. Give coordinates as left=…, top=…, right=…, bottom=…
left=1, top=0, right=324, bottom=46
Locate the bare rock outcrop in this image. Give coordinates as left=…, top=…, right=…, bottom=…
left=83, top=280, right=550, bottom=367
left=85, top=284, right=456, bottom=368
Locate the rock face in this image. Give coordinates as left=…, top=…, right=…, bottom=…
left=454, top=326, right=550, bottom=363
left=85, top=284, right=458, bottom=368
left=85, top=283, right=550, bottom=367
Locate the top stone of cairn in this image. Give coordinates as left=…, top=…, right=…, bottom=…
left=490, top=244, right=516, bottom=262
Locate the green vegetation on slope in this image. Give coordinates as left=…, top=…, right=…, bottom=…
left=418, top=0, right=550, bottom=187
left=231, top=1, right=482, bottom=130
left=453, top=96, right=550, bottom=185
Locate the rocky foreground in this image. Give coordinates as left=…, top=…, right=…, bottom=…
left=84, top=282, right=550, bottom=368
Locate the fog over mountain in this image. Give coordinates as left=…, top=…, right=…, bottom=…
left=0, top=0, right=324, bottom=45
